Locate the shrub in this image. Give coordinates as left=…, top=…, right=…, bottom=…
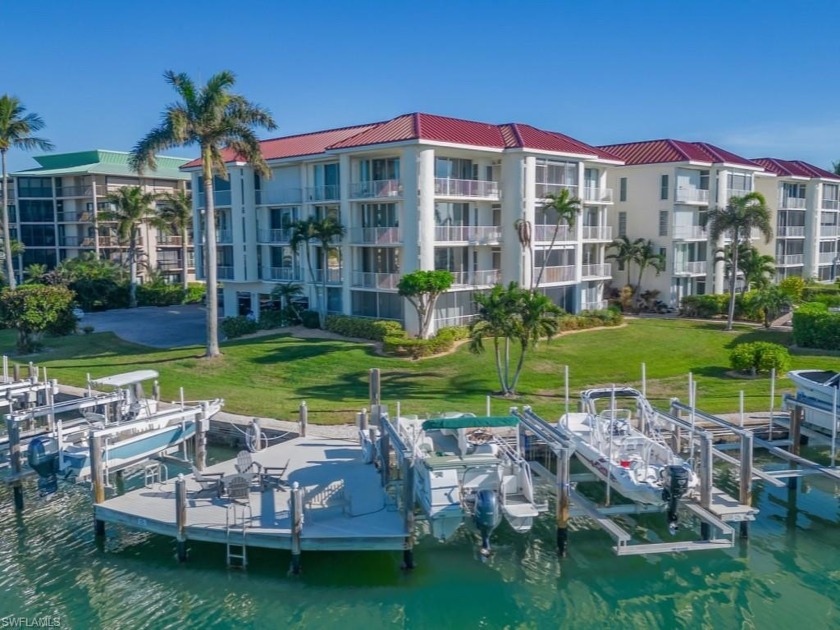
left=779, top=276, right=805, bottom=304
left=136, top=284, right=185, bottom=307
left=46, top=308, right=79, bottom=337
left=792, top=302, right=840, bottom=350
left=257, top=309, right=285, bottom=330
left=324, top=314, right=405, bottom=340
left=0, top=285, right=77, bottom=353
left=82, top=325, right=95, bottom=335
left=557, top=308, right=623, bottom=332
left=680, top=294, right=728, bottom=318
left=184, top=283, right=206, bottom=304
left=729, top=341, right=791, bottom=375
left=221, top=316, right=259, bottom=339
left=383, top=325, right=467, bottom=359
left=301, top=310, right=321, bottom=329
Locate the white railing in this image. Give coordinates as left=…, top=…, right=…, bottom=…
left=256, top=188, right=302, bottom=204
left=216, top=229, right=233, bottom=243
left=197, top=190, right=232, bottom=207
left=268, top=267, right=301, bottom=281
left=818, top=252, right=839, bottom=265
left=822, top=199, right=840, bottom=210
left=350, top=226, right=402, bottom=245
left=305, top=185, right=340, bottom=202
left=675, top=188, right=710, bottom=204
left=779, top=196, right=807, bottom=210
left=778, top=226, right=806, bottom=238
left=674, top=261, right=707, bottom=275
left=56, top=185, right=93, bottom=197
left=217, top=266, right=235, bottom=279
left=672, top=225, right=706, bottom=239
left=350, top=180, right=402, bottom=199
left=434, top=225, right=502, bottom=243
left=820, top=225, right=840, bottom=238
left=777, top=254, right=804, bottom=266
left=728, top=188, right=752, bottom=200
left=583, top=187, right=613, bottom=203
left=257, top=228, right=292, bottom=243
left=533, top=224, right=574, bottom=242
left=580, top=300, right=608, bottom=311
left=157, top=235, right=184, bottom=246
left=535, top=183, right=578, bottom=199
left=434, top=178, right=500, bottom=199
left=582, top=225, right=613, bottom=241
left=435, top=313, right=478, bottom=328
left=351, top=271, right=400, bottom=290
left=450, top=269, right=501, bottom=287
left=539, top=265, right=576, bottom=284
left=314, top=268, right=342, bottom=284
left=58, top=211, right=93, bottom=222
left=581, top=263, right=611, bottom=278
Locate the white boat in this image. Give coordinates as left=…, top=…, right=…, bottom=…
left=787, top=370, right=840, bottom=433
left=558, top=387, right=698, bottom=529
left=394, top=412, right=544, bottom=553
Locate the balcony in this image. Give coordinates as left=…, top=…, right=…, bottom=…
left=217, top=266, right=235, bottom=279
left=818, top=252, right=839, bottom=265
left=672, top=225, right=707, bottom=240
left=349, top=180, right=402, bottom=199
left=197, top=190, right=232, bottom=207
left=158, top=259, right=195, bottom=271
left=820, top=225, right=840, bottom=239
left=582, top=225, right=613, bottom=241
left=435, top=313, right=478, bottom=328
left=314, top=268, right=342, bottom=284
left=434, top=178, right=500, bottom=199
left=776, top=254, right=804, bottom=267
left=535, top=183, right=577, bottom=199
left=539, top=265, right=576, bottom=284
left=778, top=226, right=806, bottom=238
left=533, top=224, right=574, bottom=243
left=56, top=185, right=93, bottom=197
left=257, top=228, right=292, bottom=244
left=350, top=226, right=401, bottom=245
left=16, top=187, right=52, bottom=198
left=58, top=211, right=93, bottom=222
left=434, top=225, right=501, bottom=244
left=675, top=188, right=710, bottom=204
left=582, top=187, right=613, bottom=204
left=728, top=188, right=752, bottom=200
left=305, top=185, right=340, bottom=202
left=674, top=261, right=708, bottom=275
left=580, top=300, right=608, bottom=311
left=216, top=229, right=233, bottom=244
left=158, top=235, right=184, bottom=246
left=450, top=269, right=501, bottom=287
left=59, top=236, right=95, bottom=248
left=780, top=196, right=807, bottom=210
left=823, top=198, right=840, bottom=210
left=256, top=188, right=303, bottom=205
left=581, top=263, right=611, bottom=278
left=268, top=267, right=301, bottom=281
left=98, top=236, right=141, bottom=247
left=351, top=271, right=400, bottom=290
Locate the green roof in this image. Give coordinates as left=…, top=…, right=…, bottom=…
left=421, top=416, right=519, bottom=431
left=13, top=150, right=190, bottom=180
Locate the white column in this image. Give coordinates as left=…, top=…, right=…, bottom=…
left=339, top=153, right=352, bottom=315
left=418, top=147, right=436, bottom=271
left=401, top=146, right=421, bottom=336
left=500, top=154, right=524, bottom=286
left=711, top=168, right=727, bottom=294
left=804, top=181, right=820, bottom=279
left=523, top=155, right=536, bottom=290
left=230, top=168, right=245, bottom=281
left=242, top=167, right=258, bottom=283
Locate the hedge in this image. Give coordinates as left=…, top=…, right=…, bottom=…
left=383, top=326, right=469, bottom=359
left=729, top=341, right=791, bottom=375
left=679, top=293, right=765, bottom=322
left=792, top=302, right=840, bottom=350
left=558, top=308, right=623, bottom=331
left=221, top=316, right=259, bottom=339
left=324, top=314, right=405, bottom=340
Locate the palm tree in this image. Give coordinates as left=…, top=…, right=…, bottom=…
left=159, top=190, right=193, bottom=290
left=0, top=95, right=54, bottom=289
left=606, top=235, right=641, bottom=287
left=514, top=217, right=533, bottom=289
left=470, top=282, right=521, bottom=395
left=704, top=192, right=773, bottom=330
left=535, top=189, right=581, bottom=288
left=290, top=216, right=318, bottom=285
left=632, top=239, right=666, bottom=311
left=130, top=70, right=276, bottom=358
left=750, top=285, right=792, bottom=328
left=312, top=216, right=345, bottom=323
left=99, top=186, right=161, bottom=308
left=508, top=289, right=562, bottom=393
left=271, top=281, right=304, bottom=324
left=720, top=243, right=775, bottom=293
left=23, top=263, right=47, bottom=284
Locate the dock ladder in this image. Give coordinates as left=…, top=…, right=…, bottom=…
left=224, top=476, right=252, bottom=568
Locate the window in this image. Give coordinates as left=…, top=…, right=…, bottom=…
left=699, top=170, right=710, bottom=191
left=727, top=173, right=751, bottom=194
left=659, top=210, right=668, bottom=237
left=17, top=177, right=52, bottom=198
left=359, top=158, right=400, bottom=182
left=660, top=175, right=669, bottom=200
left=535, top=159, right=578, bottom=197
left=619, top=177, right=627, bottom=202
left=618, top=211, right=627, bottom=237
left=435, top=158, right=474, bottom=180
left=18, top=200, right=55, bottom=222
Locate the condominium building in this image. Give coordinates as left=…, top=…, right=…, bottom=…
left=597, top=139, right=766, bottom=305
left=751, top=158, right=840, bottom=282
left=9, top=151, right=194, bottom=284
left=182, top=113, right=623, bottom=334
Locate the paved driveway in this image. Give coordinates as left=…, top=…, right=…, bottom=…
left=82, top=305, right=214, bottom=349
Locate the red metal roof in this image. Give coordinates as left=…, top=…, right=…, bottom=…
left=751, top=157, right=840, bottom=181
left=598, top=139, right=760, bottom=168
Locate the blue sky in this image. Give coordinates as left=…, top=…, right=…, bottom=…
left=3, top=0, right=839, bottom=172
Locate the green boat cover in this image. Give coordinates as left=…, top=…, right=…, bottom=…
left=421, top=416, right=519, bottom=431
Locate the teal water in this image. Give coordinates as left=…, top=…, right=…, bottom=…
left=1, top=450, right=838, bottom=629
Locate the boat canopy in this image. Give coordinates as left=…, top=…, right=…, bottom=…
left=422, top=416, right=519, bottom=431
left=90, top=370, right=159, bottom=388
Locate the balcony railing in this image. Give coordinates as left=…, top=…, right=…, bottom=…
left=675, top=188, right=710, bottom=204
left=58, top=211, right=93, bottom=222
left=59, top=236, right=95, bottom=247
left=823, top=198, right=840, bottom=210
left=582, top=187, right=613, bottom=203
left=582, top=225, right=613, bottom=241
left=98, top=236, right=141, bottom=247
left=350, top=226, right=401, bottom=245
left=581, top=263, right=611, bottom=278
left=16, top=187, right=52, bottom=198
left=539, top=265, right=576, bottom=284
left=349, top=180, right=402, bottom=199
left=158, top=259, right=195, bottom=271
left=449, top=269, right=501, bottom=287
left=535, top=183, right=577, bottom=199
left=55, top=185, right=93, bottom=197
left=268, top=267, right=301, bottom=281
left=256, top=188, right=303, bottom=205
left=674, top=261, right=707, bottom=275
left=776, top=254, right=805, bottom=267
left=305, top=185, right=340, bottom=202
left=672, top=225, right=707, bottom=240
left=779, top=196, right=807, bottom=210
left=818, top=252, right=839, bottom=265
left=728, top=188, right=752, bottom=199
left=216, top=229, right=233, bottom=244
left=158, top=235, right=184, bottom=246
left=580, top=300, right=608, bottom=311
left=434, top=178, right=500, bottom=199
left=434, top=313, right=478, bottom=328
left=434, top=225, right=501, bottom=244
left=778, top=226, right=806, bottom=238
left=533, top=224, right=574, bottom=242
left=197, top=190, right=232, bottom=207
left=314, top=268, right=342, bottom=284
left=257, top=228, right=292, bottom=244
left=820, top=225, right=840, bottom=238
left=351, top=271, right=400, bottom=290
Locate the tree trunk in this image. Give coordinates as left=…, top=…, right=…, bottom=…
left=129, top=232, right=137, bottom=308
left=503, top=337, right=511, bottom=394
left=535, top=222, right=562, bottom=289
left=320, top=245, right=328, bottom=325
left=726, top=233, right=739, bottom=331
left=1, top=151, right=16, bottom=289
left=180, top=225, right=189, bottom=291
left=509, top=341, right=528, bottom=393
left=634, top=263, right=647, bottom=313
left=492, top=336, right=505, bottom=395
left=202, top=154, right=221, bottom=357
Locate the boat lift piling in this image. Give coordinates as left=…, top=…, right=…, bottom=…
left=556, top=445, right=571, bottom=557
left=175, top=474, right=187, bottom=561
left=289, top=482, right=303, bottom=574
left=89, top=432, right=106, bottom=536
left=6, top=417, right=24, bottom=510
left=298, top=401, right=308, bottom=438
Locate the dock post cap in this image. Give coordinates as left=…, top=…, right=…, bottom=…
left=177, top=473, right=184, bottom=480
left=292, top=481, right=299, bottom=490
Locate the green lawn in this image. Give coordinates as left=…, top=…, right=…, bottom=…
left=2, top=319, right=837, bottom=424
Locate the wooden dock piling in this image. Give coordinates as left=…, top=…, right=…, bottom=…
left=699, top=432, right=713, bottom=540
left=6, top=417, right=24, bottom=511
left=739, top=432, right=753, bottom=539
left=89, top=432, right=105, bottom=536
left=289, top=482, right=303, bottom=574
left=12, top=363, right=20, bottom=382
left=402, top=459, right=415, bottom=569
left=299, top=401, right=308, bottom=438
left=788, top=406, right=803, bottom=489
left=175, top=474, right=187, bottom=561
left=556, top=448, right=571, bottom=557
left=369, top=368, right=381, bottom=407
left=196, top=402, right=208, bottom=470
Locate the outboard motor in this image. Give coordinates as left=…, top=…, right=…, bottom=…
left=661, top=465, right=691, bottom=532
left=27, top=436, right=60, bottom=495
left=473, top=489, right=501, bottom=555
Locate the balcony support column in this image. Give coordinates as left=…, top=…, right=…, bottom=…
left=401, top=146, right=422, bottom=336
left=804, top=181, right=820, bottom=278
left=339, top=154, right=352, bottom=317
left=418, top=147, right=436, bottom=272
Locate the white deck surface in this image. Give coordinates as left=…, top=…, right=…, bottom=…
left=95, top=436, right=408, bottom=551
